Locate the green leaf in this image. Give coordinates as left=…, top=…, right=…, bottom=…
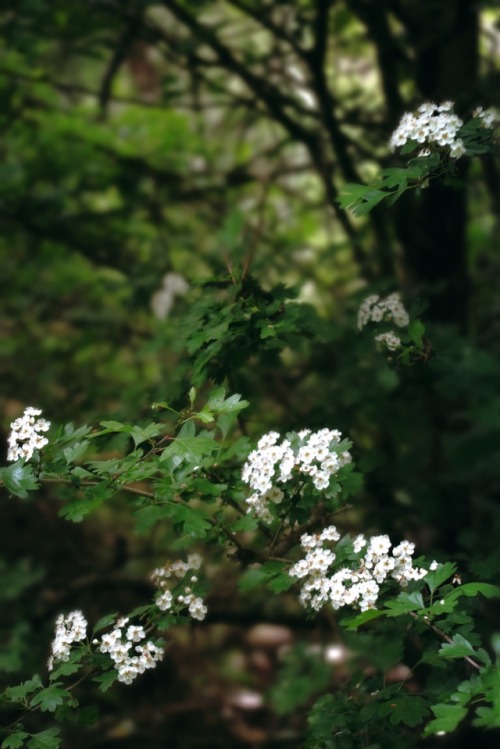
left=133, top=504, right=170, bottom=532
left=189, top=478, right=226, bottom=496
left=93, top=669, right=117, bottom=692
left=424, top=561, right=457, bottom=593
left=127, top=604, right=152, bottom=618
left=129, top=424, right=162, bottom=447
left=337, top=183, right=387, bottom=215
left=238, top=567, right=268, bottom=591
left=407, top=319, right=425, bottom=346
left=424, top=703, right=468, bottom=736
left=167, top=504, right=211, bottom=537
left=194, top=407, right=214, bottom=424
left=207, top=386, right=226, bottom=410
left=343, top=609, right=386, bottom=630
left=339, top=469, right=363, bottom=498
left=75, top=704, right=100, bottom=727
left=2, top=732, right=29, bottom=748
left=439, top=634, right=476, bottom=660
left=218, top=435, right=250, bottom=460
left=270, top=646, right=330, bottom=715
left=384, top=590, right=424, bottom=616
left=5, top=674, right=43, bottom=702
left=62, top=441, right=89, bottom=464
left=207, top=389, right=249, bottom=415
left=58, top=484, right=110, bottom=522
left=160, top=436, right=218, bottom=463
left=268, top=572, right=295, bottom=593
left=94, top=419, right=129, bottom=435
left=48, top=656, right=82, bottom=680
left=231, top=514, right=259, bottom=532
left=260, top=325, right=276, bottom=339
left=27, top=728, right=61, bottom=749
left=238, top=561, right=288, bottom=592
left=428, top=597, right=458, bottom=615
left=474, top=704, right=500, bottom=728
left=379, top=695, right=429, bottom=727
left=92, top=613, right=118, bottom=634
left=92, top=421, right=162, bottom=447
left=447, top=582, right=500, bottom=602
left=30, top=685, right=68, bottom=712
left=1, top=463, right=39, bottom=499
left=306, top=694, right=348, bottom=744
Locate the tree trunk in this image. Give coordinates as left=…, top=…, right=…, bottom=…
left=395, top=0, right=479, bottom=329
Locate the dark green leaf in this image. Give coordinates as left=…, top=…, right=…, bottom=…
left=5, top=675, right=43, bottom=702
left=1, top=463, right=39, bottom=499
left=439, top=634, right=476, bottom=660
left=424, top=703, right=468, bottom=735
left=384, top=590, right=424, bottom=616
left=344, top=609, right=386, bottom=630
left=2, top=733, right=29, bottom=749
left=30, top=685, right=68, bottom=712
left=93, top=669, right=117, bottom=692
left=27, top=727, right=61, bottom=749
left=424, top=561, right=457, bottom=593
left=62, top=441, right=89, bottom=464
left=379, top=695, right=429, bottom=727
left=408, top=319, right=425, bottom=346
left=92, top=613, right=118, bottom=634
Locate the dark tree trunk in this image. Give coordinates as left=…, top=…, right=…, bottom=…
left=395, top=0, right=479, bottom=329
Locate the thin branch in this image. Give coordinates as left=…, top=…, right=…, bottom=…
left=98, top=12, right=143, bottom=118
left=155, top=1, right=369, bottom=275
left=227, top=0, right=307, bottom=60
left=0, top=66, right=163, bottom=109
left=410, top=612, right=482, bottom=672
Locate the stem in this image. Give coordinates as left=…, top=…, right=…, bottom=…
left=42, top=476, right=156, bottom=500
left=410, top=612, right=482, bottom=671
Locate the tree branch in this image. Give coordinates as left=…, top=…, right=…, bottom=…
left=98, top=12, right=143, bottom=118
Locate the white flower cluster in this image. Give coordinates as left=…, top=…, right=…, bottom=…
left=374, top=331, right=402, bottom=352
left=357, top=293, right=409, bottom=331
left=357, top=292, right=409, bottom=353
left=7, top=407, right=51, bottom=462
left=389, top=101, right=466, bottom=158
left=289, top=527, right=427, bottom=612
left=47, top=610, right=87, bottom=671
left=96, top=617, right=164, bottom=685
left=472, top=106, right=498, bottom=129
left=151, top=554, right=207, bottom=621
left=242, top=429, right=352, bottom=523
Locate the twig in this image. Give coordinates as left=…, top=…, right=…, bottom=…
left=410, top=612, right=482, bottom=671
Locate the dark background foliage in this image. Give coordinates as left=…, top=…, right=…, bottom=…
left=1, top=1, right=500, bottom=747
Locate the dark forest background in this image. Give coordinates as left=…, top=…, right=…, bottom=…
left=1, top=2, right=500, bottom=747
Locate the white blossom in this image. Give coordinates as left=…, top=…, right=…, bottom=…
left=188, top=597, right=208, bottom=621
left=472, top=106, right=498, bottom=129
left=96, top=619, right=164, bottom=684
left=389, top=102, right=465, bottom=157
left=47, top=610, right=87, bottom=671
left=242, top=429, right=352, bottom=522
left=374, top=331, right=402, bottom=352
left=390, top=102, right=498, bottom=159
left=289, top=529, right=427, bottom=613
left=357, top=293, right=409, bottom=331
left=7, top=407, right=51, bottom=462
left=152, top=556, right=207, bottom=622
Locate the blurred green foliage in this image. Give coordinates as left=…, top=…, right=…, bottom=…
left=1, top=1, right=500, bottom=747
